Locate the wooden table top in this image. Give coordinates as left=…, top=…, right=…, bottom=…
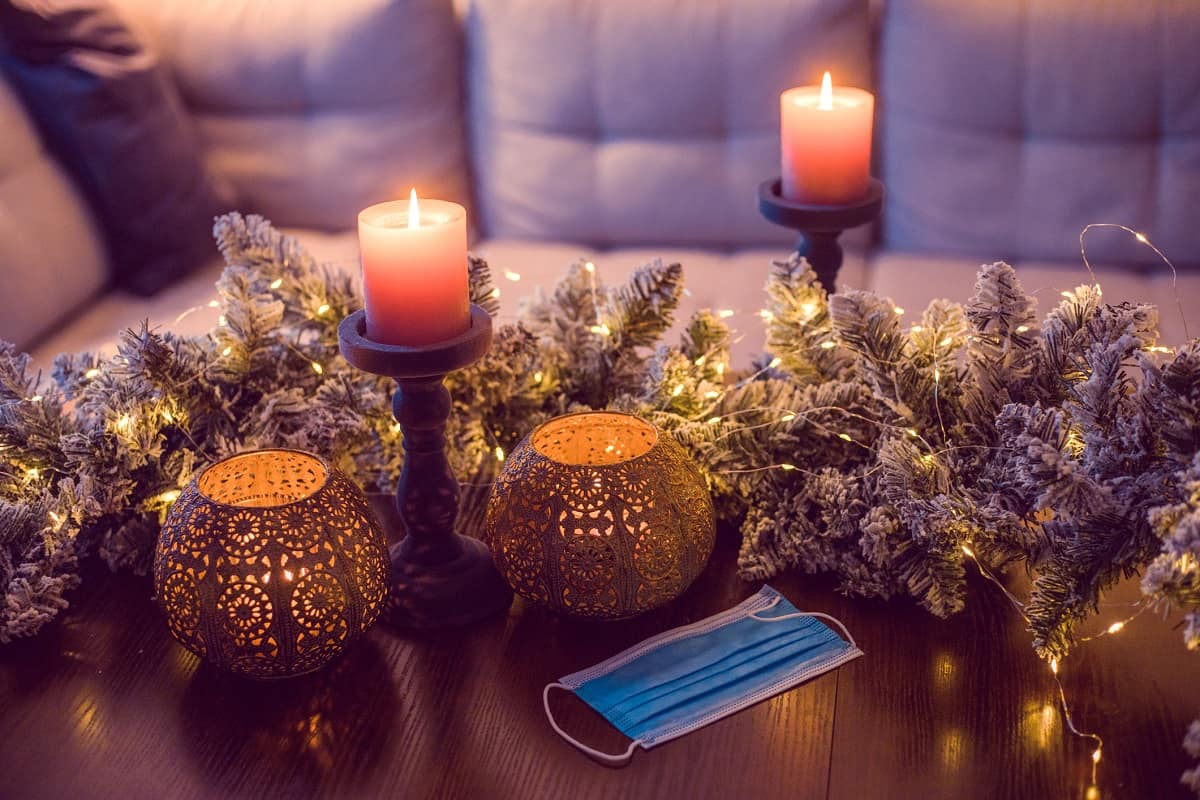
left=1, top=528, right=1196, bottom=800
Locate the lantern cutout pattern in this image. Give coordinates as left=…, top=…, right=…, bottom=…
left=154, top=449, right=390, bottom=677
left=485, top=412, right=716, bottom=619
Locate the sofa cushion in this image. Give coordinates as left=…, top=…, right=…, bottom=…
left=0, top=0, right=233, bottom=297
left=0, top=76, right=108, bottom=350
left=29, top=230, right=866, bottom=369
left=467, top=0, right=872, bottom=247
left=879, top=0, right=1200, bottom=266
left=108, top=0, right=469, bottom=231
left=867, top=251, right=1199, bottom=347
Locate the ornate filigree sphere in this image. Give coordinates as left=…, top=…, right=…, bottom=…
left=485, top=412, right=715, bottom=619
left=154, top=449, right=390, bottom=677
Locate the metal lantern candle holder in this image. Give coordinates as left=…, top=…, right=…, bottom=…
left=154, top=449, right=391, bottom=678
left=337, top=304, right=514, bottom=628
left=484, top=411, right=716, bottom=620
left=757, top=177, right=885, bottom=292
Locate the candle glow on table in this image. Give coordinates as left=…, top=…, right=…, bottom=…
left=780, top=72, right=874, bottom=205
left=358, top=189, right=470, bottom=345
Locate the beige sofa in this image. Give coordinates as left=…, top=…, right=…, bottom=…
left=5, top=0, right=1197, bottom=369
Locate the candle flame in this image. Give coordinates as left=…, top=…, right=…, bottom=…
left=819, top=71, right=834, bottom=110
left=408, top=187, right=420, bottom=229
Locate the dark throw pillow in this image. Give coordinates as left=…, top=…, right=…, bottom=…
left=0, top=0, right=233, bottom=295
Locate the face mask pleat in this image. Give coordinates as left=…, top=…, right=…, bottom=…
left=578, top=614, right=838, bottom=717
left=593, top=621, right=836, bottom=721
left=605, top=631, right=847, bottom=737
left=577, top=612, right=830, bottom=712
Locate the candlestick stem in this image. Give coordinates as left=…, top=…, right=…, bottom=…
left=392, top=376, right=464, bottom=564
left=795, top=231, right=845, bottom=294
left=338, top=306, right=513, bottom=629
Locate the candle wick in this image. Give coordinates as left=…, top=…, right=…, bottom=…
left=408, top=187, right=420, bottom=229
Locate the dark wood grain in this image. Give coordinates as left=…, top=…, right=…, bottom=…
left=1, top=530, right=1196, bottom=800
left=823, top=568, right=1200, bottom=800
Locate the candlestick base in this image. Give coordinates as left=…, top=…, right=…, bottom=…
left=340, top=306, right=513, bottom=630
left=366, top=495, right=512, bottom=628
left=388, top=534, right=514, bottom=628
left=757, top=177, right=885, bottom=292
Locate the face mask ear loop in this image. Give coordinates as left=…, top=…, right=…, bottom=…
left=748, top=603, right=859, bottom=651
left=543, top=683, right=642, bottom=766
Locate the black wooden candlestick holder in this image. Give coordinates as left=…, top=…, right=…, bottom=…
left=337, top=304, right=513, bottom=628
left=757, top=177, right=885, bottom=292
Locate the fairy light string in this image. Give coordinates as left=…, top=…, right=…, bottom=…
left=702, top=225, right=1184, bottom=796
left=1079, top=223, right=1190, bottom=340
left=959, top=544, right=1028, bottom=617
left=93, top=233, right=1182, bottom=793
left=0, top=236, right=1193, bottom=794
left=330, top=233, right=1186, bottom=791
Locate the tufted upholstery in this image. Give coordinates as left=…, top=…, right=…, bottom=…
left=0, top=79, right=108, bottom=349
left=879, top=0, right=1200, bottom=266
left=12, top=0, right=1200, bottom=364
left=467, top=0, right=871, bottom=246
left=107, top=0, right=470, bottom=231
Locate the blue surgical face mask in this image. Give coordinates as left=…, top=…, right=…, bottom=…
left=543, top=585, right=862, bottom=765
